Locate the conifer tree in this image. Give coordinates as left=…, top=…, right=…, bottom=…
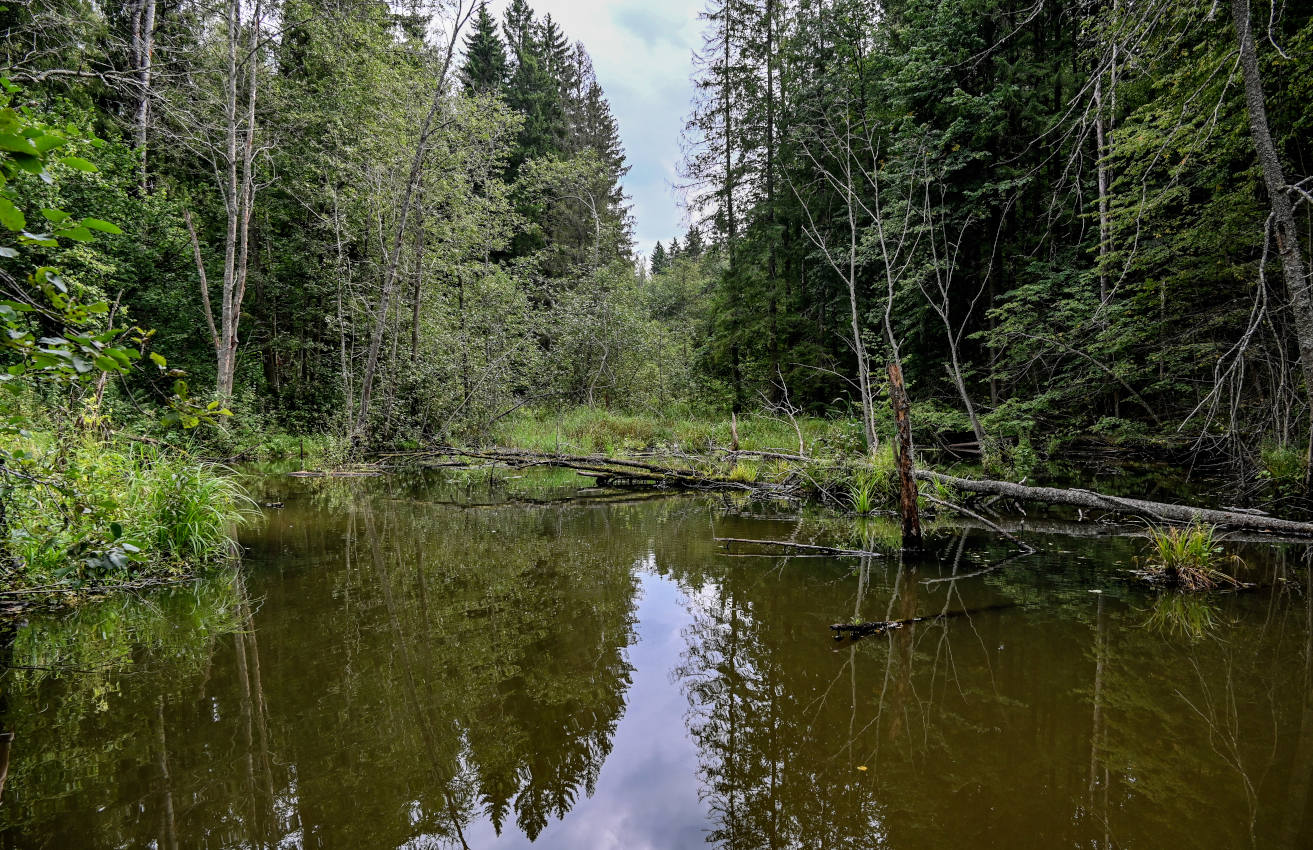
left=651, top=241, right=669, bottom=275
left=682, top=226, right=704, bottom=258
left=503, top=0, right=565, bottom=169
left=460, top=1, right=508, bottom=96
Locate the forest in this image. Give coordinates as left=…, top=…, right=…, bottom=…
left=5, top=3, right=1313, bottom=847
left=0, top=0, right=1311, bottom=582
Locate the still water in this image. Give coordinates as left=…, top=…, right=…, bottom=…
left=1, top=469, right=1312, bottom=848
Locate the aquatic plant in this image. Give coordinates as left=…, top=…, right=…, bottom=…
left=849, top=475, right=878, bottom=514
left=1140, top=522, right=1241, bottom=591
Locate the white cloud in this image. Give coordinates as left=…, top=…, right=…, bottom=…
left=485, top=0, right=706, bottom=260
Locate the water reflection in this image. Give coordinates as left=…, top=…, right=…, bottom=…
left=0, top=473, right=1310, bottom=848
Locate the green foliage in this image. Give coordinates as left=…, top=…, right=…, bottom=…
left=728, top=458, right=760, bottom=483
left=5, top=436, right=249, bottom=585
left=1140, top=523, right=1241, bottom=592
left=1259, top=443, right=1305, bottom=496
left=0, top=85, right=242, bottom=587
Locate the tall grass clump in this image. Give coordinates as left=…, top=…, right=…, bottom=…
left=845, top=445, right=896, bottom=514
left=728, top=458, right=760, bottom=482
left=1140, top=522, right=1241, bottom=591
left=129, top=453, right=256, bottom=562
left=4, top=436, right=252, bottom=587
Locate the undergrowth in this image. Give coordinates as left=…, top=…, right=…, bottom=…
left=4, top=434, right=253, bottom=588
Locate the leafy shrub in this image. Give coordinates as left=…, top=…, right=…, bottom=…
left=1260, top=443, right=1305, bottom=496
left=5, top=437, right=251, bottom=586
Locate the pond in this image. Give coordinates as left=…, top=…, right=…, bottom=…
left=1, top=469, right=1311, bottom=849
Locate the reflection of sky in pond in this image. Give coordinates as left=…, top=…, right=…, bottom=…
left=463, top=564, right=706, bottom=849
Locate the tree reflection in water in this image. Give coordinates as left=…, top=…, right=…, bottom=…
left=0, top=476, right=643, bottom=849
left=668, top=525, right=1313, bottom=850
left=2, top=476, right=1313, bottom=849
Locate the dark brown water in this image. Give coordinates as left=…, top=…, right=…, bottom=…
left=2, top=469, right=1312, bottom=849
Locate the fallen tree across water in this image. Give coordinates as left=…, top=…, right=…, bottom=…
left=916, top=470, right=1313, bottom=537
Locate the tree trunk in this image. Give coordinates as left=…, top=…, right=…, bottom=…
left=1231, top=0, right=1313, bottom=480
left=131, top=0, right=156, bottom=190
left=946, top=361, right=986, bottom=452
left=915, top=469, right=1313, bottom=535
left=213, top=0, right=261, bottom=399
left=888, top=361, right=922, bottom=551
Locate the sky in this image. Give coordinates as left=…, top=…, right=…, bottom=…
left=485, top=0, right=706, bottom=263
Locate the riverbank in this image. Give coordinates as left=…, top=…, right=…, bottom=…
left=0, top=431, right=253, bottom=608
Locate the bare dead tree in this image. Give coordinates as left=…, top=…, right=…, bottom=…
left=911, top=161, right=989, bottom=454
left=130, top=0, right=157, bottom=189
left=1229, top=0, right=1313, bottom=478
left=155, top=0, right=271, bottom=399
left=790, top=86, right=925, bottom=549
left=789, top=98, right=885, bottom=453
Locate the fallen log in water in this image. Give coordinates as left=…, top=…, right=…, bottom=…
left=831, top=602, right=1018, bottom=637
left=915, top=470, right=1313, bottom=537
left=715, top=537, right=882, bottom=558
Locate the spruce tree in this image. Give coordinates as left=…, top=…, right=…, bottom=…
left=503, top=0, right=565, bottom=169
left=651, top=241, right=669, bottom=275
left=682, top=226, right=704, bottom=258
left=460, top=1, right=508, bottom=96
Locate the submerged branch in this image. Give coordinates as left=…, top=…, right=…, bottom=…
left=715, top=537, right=882, bottom=558
left=831, top=602, right=1018, bottom=637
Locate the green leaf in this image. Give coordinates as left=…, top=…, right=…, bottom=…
left=59, top=155, right=97, bottom=172
left=19, top=232, right=56, bottom=247
left=0, top=133, right=35, bottom=154
left=81, top=218, right=122, bottom=235
left=30, top=133, right=66, bottom=153
left=0, top=196, right=24, bottom=231
left=40, top=207, right=69, bottom=224
left=149, top=351, right=167, bottom=369
left=12, top=153, right=43, bottom=174
left=56, top=225, right=94, bottom=242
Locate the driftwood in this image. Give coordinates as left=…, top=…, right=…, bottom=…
left=715, top=537, right=882, bottom=558
left=831, top=602, right=1017, bottom=637
left=916, top=470, right=1313, bottom=537
left=288, top=469, right=382, bottom=478
left=719, top=448, right=812, bottom=463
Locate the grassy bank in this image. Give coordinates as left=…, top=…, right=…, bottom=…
left=3, top=432, right=253, bottom=594
left=479, top=406, right=922, bottom=512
